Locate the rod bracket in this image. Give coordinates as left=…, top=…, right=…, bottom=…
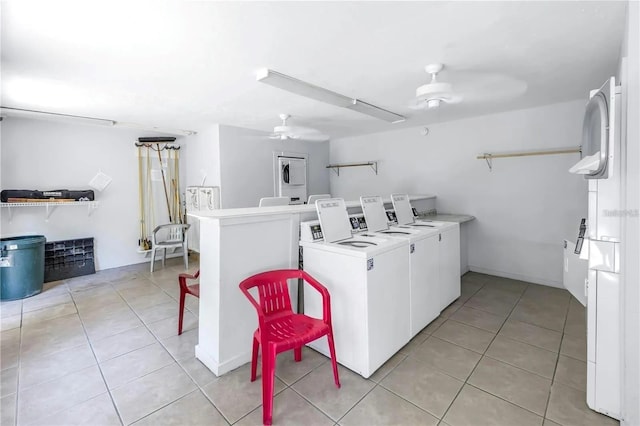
left=484, top=154, right=493, bottom=171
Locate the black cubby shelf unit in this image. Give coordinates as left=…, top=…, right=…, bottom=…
left=44, top=238, right=95, bottom=282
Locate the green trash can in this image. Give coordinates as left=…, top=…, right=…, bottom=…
left=0, top=235, right=46, bottom=301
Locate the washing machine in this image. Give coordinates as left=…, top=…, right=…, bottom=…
left=360, top=195, right=441, bottom=337
left=300, top=198, right=410, bottom=378
left=391, top=194, right=461, bottom=309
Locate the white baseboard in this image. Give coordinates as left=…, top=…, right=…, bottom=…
left=195, top=344, right=251, bottom=376
left=467, top=265, right=563, bottom=288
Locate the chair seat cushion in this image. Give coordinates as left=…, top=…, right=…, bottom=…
left=257, top=314, right=329, bottom=353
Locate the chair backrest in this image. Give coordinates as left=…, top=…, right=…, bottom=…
left=258, top=197, right=290, bottom=207
left=239, top=270, right=303, bottom=320
left=307, top=194, right=331, bottom=205
left=152, top=223, right=190, bottom=244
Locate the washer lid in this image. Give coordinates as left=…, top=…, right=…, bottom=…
left=391, top=193, right=415, bottom=226
left=360, top=195, right=390, bottom=232
left=315, top=198, right=352, bottom=243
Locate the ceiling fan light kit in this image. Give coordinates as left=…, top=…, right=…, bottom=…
left=410, top=63, right=463, bottom=110
left=257, top=68, right=405, bottom=123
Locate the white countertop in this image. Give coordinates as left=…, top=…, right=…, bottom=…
left=418, top=213, right=476, bottom=224
left=189, top=194, right=436, bottom=219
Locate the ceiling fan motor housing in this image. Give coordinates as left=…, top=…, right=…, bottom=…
left=415, top=81, right=453, bottom=101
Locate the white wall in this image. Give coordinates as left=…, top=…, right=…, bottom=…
left=183, top=124, right=221, bottom=188
left=218, top=124, right=330, bottom=208
left=330, top=100, right=588, bottom=286
left=0, top=117, right=187, bottom=270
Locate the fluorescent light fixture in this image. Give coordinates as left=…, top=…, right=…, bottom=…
left=114, top=122, right=197, bottom=137
left=0, top=107, right=197, bottom=136
left=257, top=69, right=353, bottom=107
left=257, top=68, right=406, bottom=123
left=0, top=107, right=115, bottom=126
left=347, top=99, right=406, bottom=124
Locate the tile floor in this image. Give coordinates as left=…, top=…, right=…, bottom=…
left=0, top=262, right=620, bottom=426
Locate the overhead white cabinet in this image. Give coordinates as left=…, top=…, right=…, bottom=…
left=439, top=226, right=461, bottom=308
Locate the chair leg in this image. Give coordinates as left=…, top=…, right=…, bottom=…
left=327, top=331, right=340, bottom=388
left=162, top=248, right=167, bottom=267
left=178, top=289, right=186, bottom=336
left=183, top=244, right=189, bottom=270
left=294, top=346, right=302, bottom=362
left=262, top=345, right=276, bottom=426
left=251, top=336, right=259, bottom=382
left=150, top=249, right=156, bottom=273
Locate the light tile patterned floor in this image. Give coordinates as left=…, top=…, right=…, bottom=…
left=0, top=263, right=619, bottom=426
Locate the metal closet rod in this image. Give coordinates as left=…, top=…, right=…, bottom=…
left=326, top=161, right=377, bottom=168
left=476, top=147, right=581, bottom=159
left=326, top=161, right=378, bottom=176
left=477, top=146, right=581, bottom=171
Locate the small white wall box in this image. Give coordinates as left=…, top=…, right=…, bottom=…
left=89, top=172, right=112, bottom=192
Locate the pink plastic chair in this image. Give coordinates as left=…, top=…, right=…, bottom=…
left=239, top=269, right=340, bottom=425
left=178, top=270, right=200, bottom=335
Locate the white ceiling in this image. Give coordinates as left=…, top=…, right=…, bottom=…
left=1, top=1, right=627, bottom=138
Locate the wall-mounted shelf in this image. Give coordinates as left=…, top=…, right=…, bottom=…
left=0, top=201, right=100, bottom=222
left=477, top=147, right=581, bottom=171
left=326, top=161, right=378, bottom=176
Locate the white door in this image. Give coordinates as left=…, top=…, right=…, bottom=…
left=439, top=227, right=461, bottom=308
left=410, top=235, right=440, bottom=337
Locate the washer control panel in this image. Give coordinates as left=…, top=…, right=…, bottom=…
left=386, top=209, right=398, bottom=225
left=349, top=214, right=368, bottom=233
left=300, top=220, right=324, bottom=242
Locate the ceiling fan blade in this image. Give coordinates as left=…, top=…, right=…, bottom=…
left=286, top=125, right=320, bottom=135
left=408, top=99, right=428, bottom=110
left=298, top=133, right=329, bottom=142
left=454, top=73, right=527, bottom=103
left=441, top=93, right=464, bottom=104
left=269, top=114, right=328, bottom=141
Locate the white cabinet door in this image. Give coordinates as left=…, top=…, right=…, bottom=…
left=439, top=226, right=461, bottom=308
left=410, top=234, right=440, bottom=337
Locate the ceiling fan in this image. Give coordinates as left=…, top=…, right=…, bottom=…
left=410, top=63, right=462, bottom=110
left=268, top=114, right=329, bottom=142
left=409, top=63, right=528, bottom=110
